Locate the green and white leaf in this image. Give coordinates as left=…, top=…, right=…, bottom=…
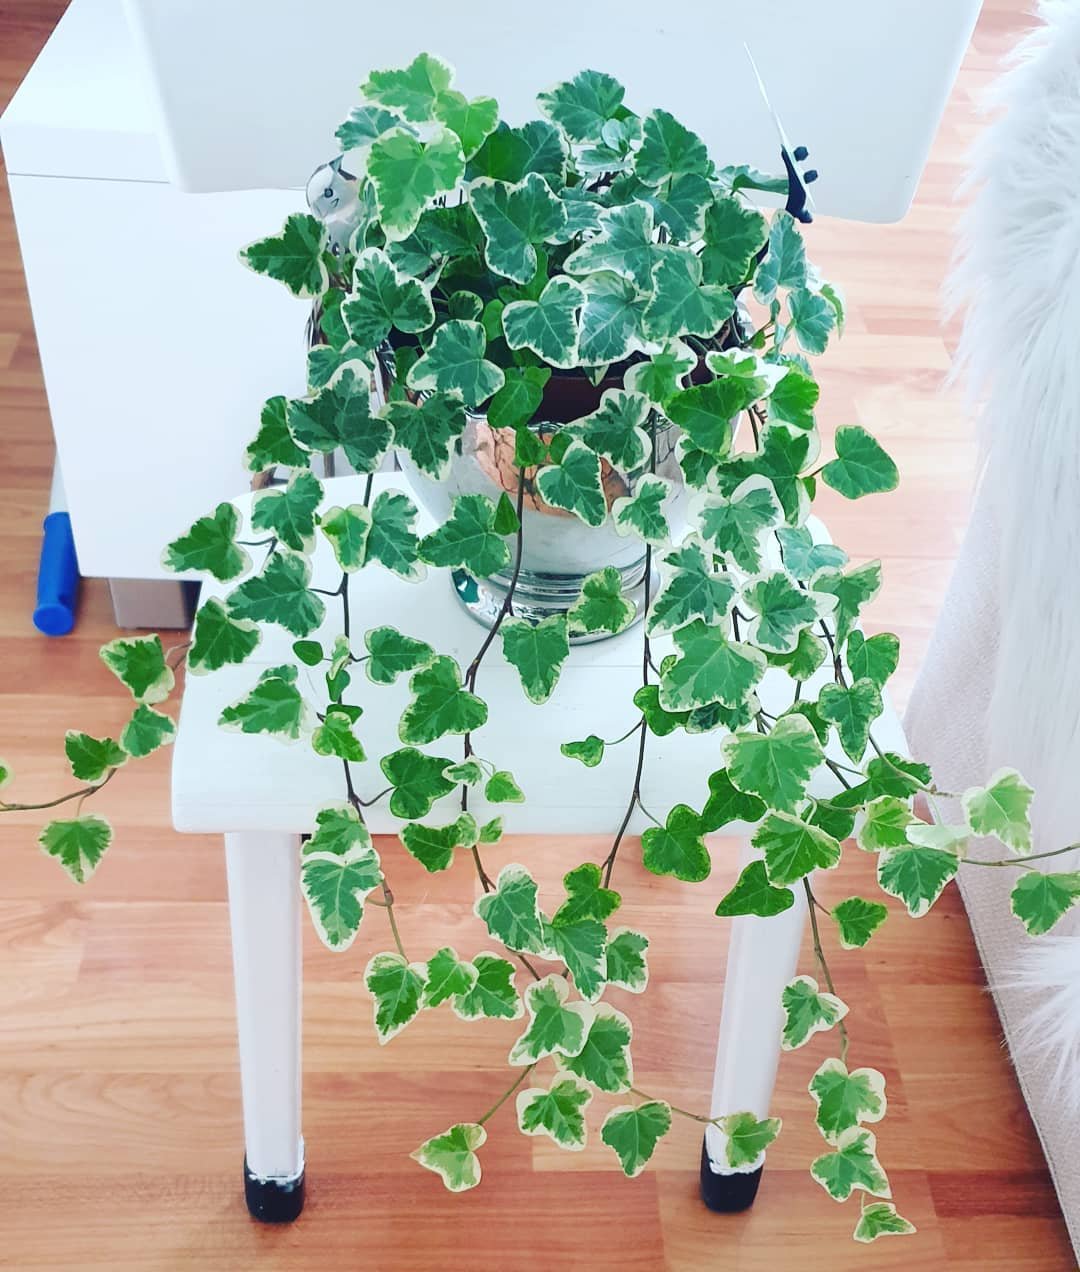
left=516, top=1075, right=593, bottom=1151
left=502, top=276, right=583, bottom=367
left=219, top=664, right=307, bottom=739
left=100, top=635, right=174, bottom=704
left=452, top=952, right=523, bottom=1021
left=564, top=388, right=651, bottom=471
left=854, top=1203, right=917, bottom=1244
left=364, top=950, right=427, bottom=1043
left=423, top=946, right=479, bottom=1008
left=288, top=369, right=393, bottom=474
left=642, top=247, right=735, bottom=342
left=399, top=655, right=487, bottom=744
left=778, top=976, right=844, bottom=1048
left=660, top=619, right=765, bottom=711
left=962, top=768, right=1034, bottom=855
left=250, top=470, right=323, bottom=554
left=364, top=625, right=433, bottom=685
left=692, top=477, right=783, bottom=573
left=753, top=212, right=808, bottom=302
left=634, top=109, right=710, bottom=185
left=227, top=551, right=325, bottom=637
left=567, top=566, right=636, bottom=636
left=419, top=492, right=511, bottom=577
left=509, top=974, right=595, bottom=1065
left=240, top=213, right=328, bottom=297
left=400, top=814, right=477, bottom=873
left=470, top=172, right=568, bottom=284
left=578, top=272, right=647, bottom=365
left=365, top=489, right=426, bottom=581
left=600, top=1101, right=672, bottom=1178
left=411, top=1122, right=486, bottom=1193
left=604, top=928, right=649, bottom=993
left=188, top=598, right=260, bottom=674
left=381, top=746, right=456, bottom=820
left=700, top=768, right=767, bottom=832
left=342, top=247, right=435, bottom=351
left=407, top=319, right=504, bottom=410
left=536, top=440, right=607, bottom=528
left=64, top=731, right=126, bottom=783
left=700, top=195, right=768, bottom=286
left=164, top=502, right=250, bottom=582
left=361, top=52, right=454, bottom=121
left=832, top=897, right=890, bottom=949
left=785, top=287, right=835, bottom=356
left=757, top=813, right=842, bottom=887
left=563, top=201, right=661, bottom=292
left=741, top=570, right=832, bottom=654
left=648, top=538, right=735, bottom=636
left=876, top=843, right=959, bottom=918
left=538, top=69, right=626, bottom=142
left=475, top=863, right=546, bottom=954
left=818, top=678, right=884, bottom=763
left=845, top=630, right=900, bottom=691
left=367, top=126, right=465, bottom=240
left=821, top=426, right=899, bottom=499
left=120, top=705, right=176, bottom=759
left=809, top=1057, right=887, bottom=1143
left=811, top=562, right=882, bottom=644
left=722, top=715, right=824, bottom=814
left=311, top=708, right=365, bottom=762
left=810, top=1128, right=891, bottom=1203
left=301, top=836, right=382, bottom=951
left=1010, top=871, right=1080, bottom=936
left=434, top=90, right=499, bottom=159
left=716, top=859, right=794, bottom=918
left=501, top=614, right=570, bottom=705
left=384, top=391, right=468, bottom=482
left=641, top=804, right=711, bottom=882
left=561, top=734, right=605, bottom=767
left=39, top=814, right=112, bottom=884
left=245, top=395, right=308, bottom=472
left=559, top=1004, right=633, bottom=1092
left=612, top=474, right=671, bottom=546
left=775, top=526, right=847, bottom=581
left=719, top=1112, right=782, bottom=1171
left=319, top=504, right=371, bottom=571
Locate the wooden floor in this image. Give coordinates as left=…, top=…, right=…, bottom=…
left=1, top=2, right=1076, bottom=1268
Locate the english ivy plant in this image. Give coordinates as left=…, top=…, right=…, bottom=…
left=3, top=54, right=1069, bottom=1245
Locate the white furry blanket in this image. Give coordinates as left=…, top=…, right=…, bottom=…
left=905, top=0, right=1080, bottom=1252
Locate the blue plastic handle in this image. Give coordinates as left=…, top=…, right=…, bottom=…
left=33, top=510, right=80, bottom=636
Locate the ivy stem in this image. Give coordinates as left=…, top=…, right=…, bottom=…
left=0, top=768, right=116, bottom=812
left=803, top=878, right=849, bottom=1064
left=477, top=1063, right=534, bottom=1126
left=629, top=1086, right=720, bottom=1126
left=961, top=842, right=1080, bottom=869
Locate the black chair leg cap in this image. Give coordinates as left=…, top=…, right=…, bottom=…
left=244, top=1156, right=305, bottom=1223
left=699, top=1137, right=763, bottom=1213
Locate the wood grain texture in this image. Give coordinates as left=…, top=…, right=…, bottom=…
left=0, top=2, right=1075, bottom=1268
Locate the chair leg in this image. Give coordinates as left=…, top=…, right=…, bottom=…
left=701, top=841, right=808, bottom=1213
left=224, top=832, right=305, bottom=1222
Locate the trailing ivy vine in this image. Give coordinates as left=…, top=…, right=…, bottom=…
left=4, top=53, right=1072, bottom=1243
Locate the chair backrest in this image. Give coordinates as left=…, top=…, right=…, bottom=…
left=123, top=0, right=982, bottom=222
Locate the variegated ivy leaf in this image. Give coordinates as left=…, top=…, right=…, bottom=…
left=810, top=1057, right=887, bottom=1143
left=624, top=339, right=695, bottom=406
left=722, top=715, right=824, bottom=814
left=635, top=683, right=688, bottom=736
left=251, top=470, right=323, bottom=553
left=667, top=376, right=758, bottom=458
left=811, top=562, right=882, bottom=644
left=644, top=172, right=713, bottom=244
left=365, top=951, right=427, bottom=1044
left=741, top=571, right=832, bottom=655
left=342, top=248, right=435, bottom=352
left=100, top=634, right=174, bottom=705
left=564, top=201, right=661, bottom=292
left=725, top=424, right=816, bottom=525
left=961, top=768, right=1035, bottom=855
left=39, top=815, right=112, bottom=884
left=422, top=946, right=479, bottom=1008
left=692, top=477, right=783, bottom=574
left=876, top=842, right=958, bottom=917
left=775, top=526, right=847, bottom=581
left=367, top=127, right=465, bottom=241
left=245, top=395, right=308, bottom=472
left=769, top=366, right=820, bottom=431
left=612, top=474, right=671, bottom=546
left=781, top=975, right=849, bottom=1050
left=475, top=862, right=546, bottom=954
left=303, top=804, right=367, bottom=857
left=64, top=732, right=126, bottom=783
left=537, top=69, right=626, bottom=143
left=785, top=287, right=836, bottom=356
left=700, top=768, right=767, bottom=832
left=552, top=864, right=618, bottom=926
left=605, top=928, right=649, bottom=993
left=648, top=539, right=735, bottom=636
left=407, top=319, right=504, bottom=410
left=856, top=796, right=914, bottom=852
left=227, top=551, right=325, bottom=636
left=502, top=276, right=583, bottom=367
left=818, top=678, right=885, bottom=763
left=312, top=707, right=365, bottom=762
left=821, top=426, right=899, bottom=499
left=701, top=195, right=768, bottom=287
left=485, top=770, right=524, bottom=804
left=335, top=103, right=406, bottom=150
left=367, top=489, right=426, bottom=581
left=399, top=655, right=487, bottom=745
left=634, top=108, right=710, bottom=186
left=601, top=1101, right=672, bottom=1178
left=419, top=492, right=512, bottom=578
left=500, top=614, right=571, bottom=705
left=188, top=598, right=259, bottom=674
left=757, top=813, right=842, bottom=887
left=565, top=388, right=651, bottom=471
left=384, top=391, right=468, bottom=481
left=1010, top=871, right=1080, bottom=936
left=362, top=52, right=454, bottom=121
left=721, top=1112, right=782, bottom=1171
left=536, top=440, right=607, bottom=527
left=240, top=213, right=328, bottom=297
left=400, top=814, right=477, bottom=872
left=577, top=272, right=647, bottom=365
left=567, top=566, right=636, bottom=636
left=301, top=834, right=382, bottom=951
left=411, top=1122, right=486, bottom=1193
left=219, top=664, right=307, bottom=739
left=642, top=248, right=735, bottom=342
left=769, top=627, right=828, bottom=682
left=453, top=951, right=523, bottom=1021
left=832, top=897, right=890, bottom=950
left=381, top=746, right=456, bottom=819
left=642, top=804, right=711, bottom=882
left=716, top=859, right=794, bottom=918
left=561, top=735, right=605, bottom=767
left=559, top=1003, right=634, bottom=1092
left=811, top=1128, right=891, bottom=1203
left=659, top=619, right=765, bottom=712
left=509, top=974, right=595, bottom=1065
left=516, top=1075, right=593, bottom=1151
left=434, top=91, right=499, bottom=159
left=845, top=630, right=899, bottom=690
left=120, top=705, right=176, bottom=759
left=854, top=1202, right=917, bottom=1244
left=288, top=369, right=393, bottom=475
left=319, top=504, right=371, bottom=571
left=753, top=212, right=808, bottom=302
left=470, top=172, right=568, bottom=285
left=488, top=366, right=550, bottom=431
left=364, top=625, right=433, bottom=685
left=547, top=912, right=607, bottom=1002
left=163, top=502, right=249, bottom=582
